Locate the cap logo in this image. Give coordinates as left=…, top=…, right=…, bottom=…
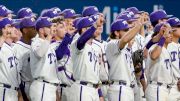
left=175, top=18, right=180, bottom=22
left=94, top=7, right=98, bottom=11
left=122, top=20, right=128, bottom=25
left=2, top=6, right=6, bottom=11
left=127, top=14, right=131, bottom=18
left=55, top=8, right=60, bottom=12
left=53, top=10, right=57, bottom=14
left=88, top=18, right=93, bottom=22
left=47, top=18, right=51, bottom=21
left=26, top=8, right=32, bottom=13
left=162, top=10, right=167, bottom=14
left=70, top=10, right=75, bottom=14
left=129, top=11, right=134, bottom=16
left=31, top=18, right=35, bottom=22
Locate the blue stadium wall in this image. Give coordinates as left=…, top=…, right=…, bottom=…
left=1, top=0, right=180, bottom=40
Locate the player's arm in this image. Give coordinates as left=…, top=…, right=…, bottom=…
left=119, top=21, right=142, bottom=49
left=55, top=33, right=71, bottom=60
left=77, top=25, right=96, bottom=50
left=0, top=36, right=5, bottom=62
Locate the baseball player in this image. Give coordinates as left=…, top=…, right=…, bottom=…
left=145, top=22, right=175, bottom=101
left=106, top=18, right=145, bottom=101
left=29, top=17, right=59, bottom=101
left=13, top=17, right=37, bottom=101
left=166, top=17, right=180, bottom=101
left=70, top=17, right=101, bottom=101
left=0, top=17, right=20, bottom=101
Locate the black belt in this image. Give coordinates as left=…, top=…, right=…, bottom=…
left=111, top=80, right=135, bottom=88
left=80, top=81, right=99, bottom=89
left=149, top=81, right=172, bottom=89
left=102, top=81, right=110, bottom=85
left=35, top=78, right=59, bottom=86
left=0, top=83, right=19, bottom=91
left=60, top=84, right=68, bottom=88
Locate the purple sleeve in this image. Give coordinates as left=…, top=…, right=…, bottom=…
left=98, top=88, right=103, bottom=97
left=55, top=33, right=71, bottom=60
left=77, top=26, right=96, bottom=50
left=145, top=39, right=156, bottom=49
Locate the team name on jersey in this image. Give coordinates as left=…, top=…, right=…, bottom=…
left=48, top=52, right=56, bottom=64
left=8, top=56, right=18, bottom=68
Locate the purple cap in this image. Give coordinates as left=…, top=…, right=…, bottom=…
left=62, top=9, right=81, bottom=19
left=82, top=6, right=99, bottom=17
left=0, top=5, right=13, bottom=17
left=167, top=17, right=180, bottom=27
left=111, top=19, right=130, bottom=32
left=90, top=14, right=99, bottom=22
left=51, top=7, right=61, bottom=14
left=36, top=17, right=52, bottom=30
left=77, top=17, right=95, bottom=30
left=41, top=9, right=59, bottom=18
left=12, top=19, right=22, bottom=29
left=150, top=10, right=173, bottom=23
left=154, top=23, right=165, bottom=33
left=116, top=13, right=138, bottom=22
left=126, top=7, right=144, bottom=14
left=0, top=17, right=13, bottom=29
left=20, top=17, right=36, bottom=28
left=17, top=7, right=36, bottom=19
left=73, top=17, right=81, bottom=29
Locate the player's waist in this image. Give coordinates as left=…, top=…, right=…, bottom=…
left=110, top=80, right=135, bottom=88
left=148, top=81, right=174, bottom=89
left=0, top=83, right=19, bottom=91
left=75, top=80, right=100, bottom=89
left=34, top=77, right=59, bottom=86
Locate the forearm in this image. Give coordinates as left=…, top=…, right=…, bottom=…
left=77, top=26, right=96, bottom=50
left=35, top=40, right=50, bottom=57
left=119, top=25, right=141, bottom=49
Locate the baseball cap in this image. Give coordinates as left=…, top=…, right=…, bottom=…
left=73, top=17, right=81, bottom=29
left=61, top=9, right=81, bottom=19
left=154, top=23, right=165, bottom=33
left=0, top=17, right=13, bottom=29
left=111, top=19, right=130, bottom=32
left=51, top=7, right=61, bottom=14
left=17, top=7, right=36, bottom=19
left=126, top=7, right=144, bottom=14
left=150, top=10, right=173, bottom=23
left=41, top=9, right=59, bottom=18
left=116, top=13, right=138, bottom=22
left=12, top=19, right=22, bottom=29
left=77, top=17, right=95, bottom=31
left=36, top=17, right=52, bottom=30
left=90, top=14, right=99, bottom=22
left=82, top=6, right=99, bottom=17
left=20, top=17, right=36, bottom=28
left=167, top=17, right=180, bottom=27
left=0, top=5, right=14, bottom=17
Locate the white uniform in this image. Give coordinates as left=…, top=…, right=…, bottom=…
left=51, top=41, right=74, bottom=101
left=106, top=39, right=136, bottom=101
left=132, top=34, right=145, bottom=52
left=92, top=39, right=109, bottom=101
left=145, top=44, right=174, bottom=101
left=29, top=37, right=59, bottom=101
left=0, top=42, right=19, bottom=101
left=13, top=41, right=33, bottom=97
left=167, top=42, right=180, bottom=101
left=69, top=40, right=100, bottom=101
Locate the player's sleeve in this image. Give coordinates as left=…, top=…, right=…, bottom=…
left=76, top=26, right=96, bottom=50
left=106, top=40, right=122, bottom=55
left=0, top=48, right=2, bottom=62
left=31, top=38, right=50, bottom=58
left=55, top=33, right=72, bottom=60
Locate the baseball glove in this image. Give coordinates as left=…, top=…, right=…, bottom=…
left=132, top=49, right=144, bottom=73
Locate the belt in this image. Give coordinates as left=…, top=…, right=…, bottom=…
left=78, top=81, right=99, bottom=89
left=111, top=80, right=135, bottom=88
left=34, top=78, right=59, bottom=86
left=0, top=83, right=19, bottom=91
left=101, top=81, right=110, bottom=85
left=60, top=84, right=68, bottom=88
left=149, top=81, right=172, bottom=89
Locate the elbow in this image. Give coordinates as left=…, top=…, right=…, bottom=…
left=150, top=54, right=159, bottom=60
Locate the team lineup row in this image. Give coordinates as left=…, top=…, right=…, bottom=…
left=0, top=5, right=180, bottom=101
